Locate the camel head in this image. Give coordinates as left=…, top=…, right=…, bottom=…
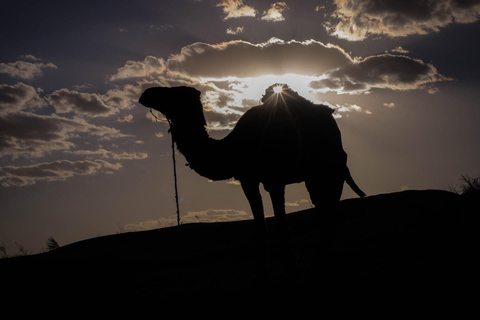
left=139, top=86, right=206, bottom=126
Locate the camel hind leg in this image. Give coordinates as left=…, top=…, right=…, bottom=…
left=305, top=175, right=344, bottom=213
left=305, top=176, right=344, bottom=266
left=268, top=184, right=288, bottom=238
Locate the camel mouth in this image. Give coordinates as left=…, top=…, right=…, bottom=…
left=138, top=90, right=159, bottom=110
left=138, top=92, right=151, bottom=109
left=138, top=95, right=147, bottom=107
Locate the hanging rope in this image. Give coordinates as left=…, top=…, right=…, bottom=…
left=150, top=108, right=181, bottom=226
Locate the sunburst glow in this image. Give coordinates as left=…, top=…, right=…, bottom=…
left=273, top=85, right=283, bottom=93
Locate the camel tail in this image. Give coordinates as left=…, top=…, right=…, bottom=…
left=345, top=166, right=366, bottom=198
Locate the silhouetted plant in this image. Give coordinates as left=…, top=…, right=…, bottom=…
left=14, top=242, right=28, bottom=256
left=0, top=243, right=6, bottom=258
left=45, top=236, right=60, bottom=251
left=450, top=174, right=480, bottom=196
left=460, top=174, right=480, bottom=195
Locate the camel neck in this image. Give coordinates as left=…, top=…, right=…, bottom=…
left=170, top=121, right=233, bottom=181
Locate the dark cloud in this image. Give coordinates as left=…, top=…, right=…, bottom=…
left=0, top=159, right=122, bottom=187
left=327, top=0, right=480, bottom=40
left=310, top=54, right=451, bottom=94
left=166, top=38, right=353, bottom=78
left=47, top=89, right=117, bottom=117
left=0, top=112, right=129, bottom=158
left=19, top=55, right=41, bottom=61
left=0, top=60, right=57, bottom=79
left=0, top=82, right=46, bottom=114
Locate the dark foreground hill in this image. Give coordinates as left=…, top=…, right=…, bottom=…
left=2, top=189, right=479, bottom=305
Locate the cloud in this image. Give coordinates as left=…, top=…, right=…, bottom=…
left=117, top=38, right=449, bottom=126
left=123, top=218, right=177, bottom=232
left=72, top=83, right=93, bottom=91
left=0, top=82, right=46, bottom=114
left=0, top=60, right=57, bottom=79
left=110, top=151, right=148, bottom=160
left=261, top=2, right=289, bottom=22
left=149, top=24, right=174, bottom=32
left=19, top=55, right=41, bottom=61
left=182, top=208, right=251, bottom=223
left=0, top=112, right=129, bottom=159
left=108, top=56, right=165, bottom=81
left=216, top=0, right=257, bottom=20
left=144, top=38, right=447, bottom=96
left=327, top=0, right=480, bottom=41
left=117, top=114, right=133, bottom=122
left=309, top=54, right=451, bottom=94
left=103, top=85, right=139, bottom=110
left=332, top=103, right=365, bottom=114
left=383, top=102, right=396, bottom=108
left=390, top=46, right=409, bottom=54
left=166, top=38, right=353, bottom=79
left=226, top=26, right=244, bottom=34
left=285, top=201, right=300, bottom=207
left=67, top=148, right=111, bottom=158
left=68, top=149, right=148, bottom=160
left=0, top=159, right=122, bottom=187
left=47, top=88, right=117, bottom=117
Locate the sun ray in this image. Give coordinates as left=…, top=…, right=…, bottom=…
left=273, top=84, right=283, bottom=94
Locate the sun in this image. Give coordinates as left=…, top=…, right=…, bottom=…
left=273, top=85, right=283, bottom=94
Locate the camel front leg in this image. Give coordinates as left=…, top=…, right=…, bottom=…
left=269, top=184, right=297, bottom=269
left=241, top=180, right=268, bottom=276
left=241, top=180, right=266, bottom=236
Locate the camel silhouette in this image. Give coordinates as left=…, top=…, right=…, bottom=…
left=139, top=83, right=366, bottom=272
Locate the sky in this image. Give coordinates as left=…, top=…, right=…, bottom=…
left=1, top=0, right=480, bottom=254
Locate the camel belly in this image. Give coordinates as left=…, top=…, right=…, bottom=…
left=234, top=149, right=346, bottom=191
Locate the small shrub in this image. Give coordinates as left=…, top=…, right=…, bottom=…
left=451, top=174, right=480, bottom=195
left=45, top=236, right=60, bottom=251
left=0, top=244, right=7, bottom=258
left=459, top=174, right=480, bottom=195
left=15, top=242, right=28, bottom=256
